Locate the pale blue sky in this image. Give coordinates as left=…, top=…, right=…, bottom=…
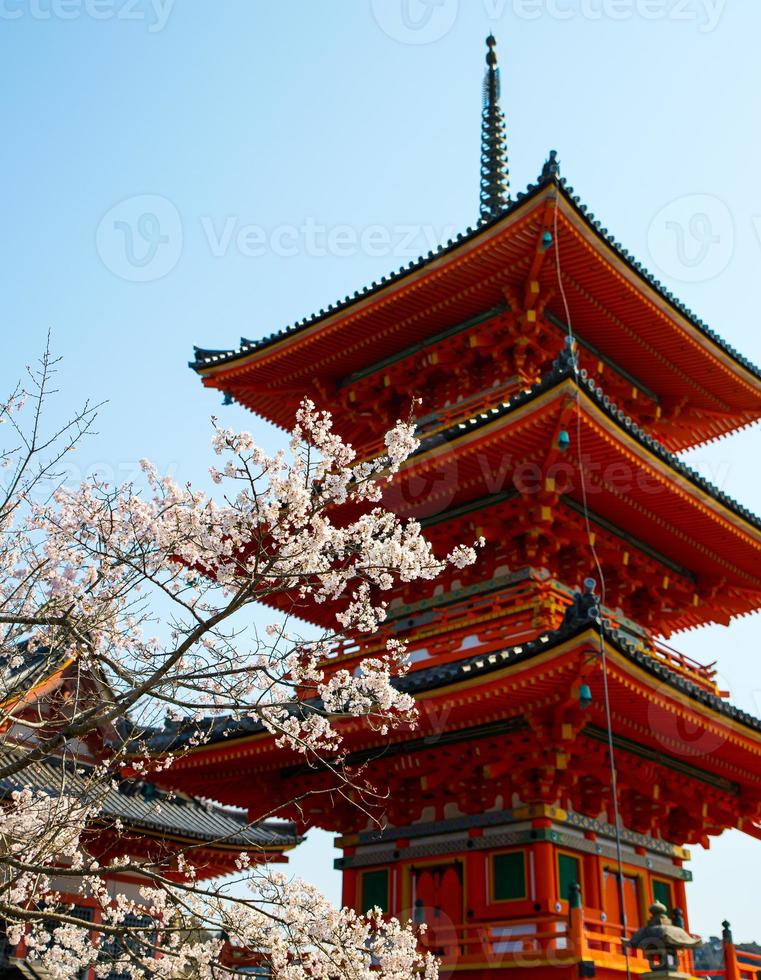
left=3, top=0, right=761, bottom=939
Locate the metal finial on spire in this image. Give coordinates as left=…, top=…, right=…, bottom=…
left=479, top=35, right=509, bottom=222
left=540, top=149, right=560, bottom=181
left=486, top=32, right=498, bottom=68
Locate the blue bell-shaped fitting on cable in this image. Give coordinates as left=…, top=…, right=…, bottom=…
left=542, top=230, right=553, bottom=251
left=557, top=430, right=570, bottom=451
left=578, top=682, right=593, bottom=710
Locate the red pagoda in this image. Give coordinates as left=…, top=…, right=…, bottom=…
left=159, top=36, right=761, bottom=978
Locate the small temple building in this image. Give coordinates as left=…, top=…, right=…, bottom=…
left=154, top=36, right=761, bottom=979
left=0, top=648, right=298, bottom=978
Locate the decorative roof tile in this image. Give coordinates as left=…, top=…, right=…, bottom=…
left=0, top=646, right=72, bottom=705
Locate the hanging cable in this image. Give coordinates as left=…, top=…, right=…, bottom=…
left=551, top=190, right=633, bottom=980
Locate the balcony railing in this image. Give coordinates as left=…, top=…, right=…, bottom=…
left=643, top=636, right=719, bottom=694
left=695, top=944, right=761, bottom=980
left=316, top=592, right=721, bottom=699
left=417, top=914, right=576, bottom=968
left=415, top=912, right=664, bottom=972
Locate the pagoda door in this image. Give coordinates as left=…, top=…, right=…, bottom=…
left=603, top=869, right=641, bottom=941
left=412, top=860, right=464, bottom=958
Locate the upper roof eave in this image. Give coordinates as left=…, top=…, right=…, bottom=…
left=190, top=175, right=761, bottom=390
left=190, top=180, right=552, bottom=377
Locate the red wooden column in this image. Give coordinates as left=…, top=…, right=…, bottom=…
left=673, top=858, right=689, bottom=922
left=531, top=817, right=557, bottom=909
left=582, top=831, right=601, bottom=911
left=341, top=848, right=357, bottom=910
left=567, top=882, right=589, bottom=961
left=465, top=830, right=487, bottom=920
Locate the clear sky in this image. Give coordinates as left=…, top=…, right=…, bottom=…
left=2, top=0, right=761, bottom=940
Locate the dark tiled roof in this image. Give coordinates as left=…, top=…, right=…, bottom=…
left=0, top=649, right=297, bottom=850
left=189, top=170, right=761, bottom=383
left=145, top=709, right=280, bottom=754
left=421, top=350, right=761, bottom=534
left=0, top=755, right=297, bottom=850
left=0, top=647, right=72, bottom=705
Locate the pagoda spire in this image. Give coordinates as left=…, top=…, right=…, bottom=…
left=479, top=34, right=510, bottom=221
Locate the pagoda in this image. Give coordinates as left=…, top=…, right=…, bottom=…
left=158, top=36, right=761, bottom=978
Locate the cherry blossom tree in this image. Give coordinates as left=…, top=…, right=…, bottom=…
left=0, top=344, right=478, bottom=978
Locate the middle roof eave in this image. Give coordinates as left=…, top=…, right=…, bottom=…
left=396, top=366, right=761, bottom=585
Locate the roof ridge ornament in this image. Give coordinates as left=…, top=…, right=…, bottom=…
left=540, top=149, right=561, bottom=182
left=560, top=578, right=600, bottom=630
left=479, top=35, right=510, bottom=222
left=551, top=333, right=578, bottom=374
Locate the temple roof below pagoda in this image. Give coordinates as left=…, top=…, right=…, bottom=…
left=0, top=645, right=75, bottom=709
left=0, top=752, right=298, bottom=853
left=0, top=649, right=299, bottom=859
